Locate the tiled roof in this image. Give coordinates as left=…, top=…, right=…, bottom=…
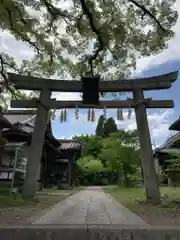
left=169, top=117, right=180, bottom=131
left=3, top=110, right=36, bottom=125
left=3, top=111, right=36, bottom=133
left=21, top=116, right=54, bottom=136
left=155, top=132, right=180, bottom=153
left=4, top=142, right=26, bottom=147
left=3, top=110, right=60, bottom=147
left=20, top=115, right=36, bottom=133
left=21, top=125, right=34, bottom=133
left=21, top=115, right=36, bottom=126
left=0, top=117, right=14, bottom=129
left=58, top=140, right=81, bottom=150
left=56, top=159, right=69, bottom=163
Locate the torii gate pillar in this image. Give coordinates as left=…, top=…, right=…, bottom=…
left=133, top=88, right=160, bottom=201
left=22, top=88, right=51, bottom=198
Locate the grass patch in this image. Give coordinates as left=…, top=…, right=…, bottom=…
left=0, top=193, right=70, bottom=208
left=103, top=186, right=180, bottom=212
left=104, top=186, right=180, bottom=225
left=0, top=188, right=33, bottom=208
left=0, top=195, right=33, bottom=208
left=0, top=186, right=83, bottom=208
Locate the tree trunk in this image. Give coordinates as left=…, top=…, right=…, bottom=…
left=117, top=171, right=121, bottom=186
left=140, top=163, right=144, bottom=183
left=0, top=107, right=3, bottom=168
left=124, top=173, right=129, bottom=187
left=117, top=168, right=123, bottom=186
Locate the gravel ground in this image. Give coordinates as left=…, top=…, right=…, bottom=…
left=0, top=207, right=44, bottom=224
left=0, top=194, right=73, bottom=225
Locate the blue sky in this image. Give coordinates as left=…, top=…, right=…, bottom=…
left=0, top=1, right=180, bottom=147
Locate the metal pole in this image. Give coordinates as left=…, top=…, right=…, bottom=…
left=10, top=147, right=19, bottom=194
left=0, top=107, right=3, bottom=168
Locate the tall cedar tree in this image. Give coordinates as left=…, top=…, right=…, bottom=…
left=103, top=117, right=118, bottom=137
left=95, top=115, right=106, bottom=137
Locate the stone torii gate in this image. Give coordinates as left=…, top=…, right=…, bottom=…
left=8, top=71, right=178, bottom=199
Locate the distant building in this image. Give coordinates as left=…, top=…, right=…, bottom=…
left=154, top=117, right=180, bottom=184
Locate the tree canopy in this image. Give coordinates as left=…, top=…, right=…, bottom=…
left=103, top=117, right=118, bottom=137
left=0, top=0, right=178, bottom=107
left=74, top=128, right=142, bottom=186
left=73, top=134, right=103, bottom=158
left=100, top=130, right=141, bottom=175
left=0, top=1, right=178, bottom=85
left=78, top=156, right=104, bottom=174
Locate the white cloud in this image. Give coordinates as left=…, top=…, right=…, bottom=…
left=117, top=109, right=174, bottom=146
left=52, top=92, right=81, bottom=101
left=19, top=49, right=35, bottom=59
left=0, top=37, right=9, bottom=51
left=0, top=30, right=35, bottom=66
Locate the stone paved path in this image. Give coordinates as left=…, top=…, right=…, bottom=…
left=33, top=186, right=148, bottom=225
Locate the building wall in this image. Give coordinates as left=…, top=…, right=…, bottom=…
left=0, top=145, right=28, bottom=180
left=0, top=151, right=14, bottom=180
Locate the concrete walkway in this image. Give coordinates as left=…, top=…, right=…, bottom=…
left=33, top=186, right=148, bottom=226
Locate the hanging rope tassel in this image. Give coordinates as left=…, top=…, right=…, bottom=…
left=103, top=107, right=107, bottom=119
left=75, top=106, right=79, bottom=120
left=64, top=109, right=67, bottom=121
left=91, top=108, right=95, bottom=122
left=128, top=104, right=132, bottom=120
left=60, top=109, right=64, bottom=122
left=88, top=109, right=91, bottom=121
left=52, top=109, right=56, bottom=120
left=120, top=109, right=124, bottom=121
